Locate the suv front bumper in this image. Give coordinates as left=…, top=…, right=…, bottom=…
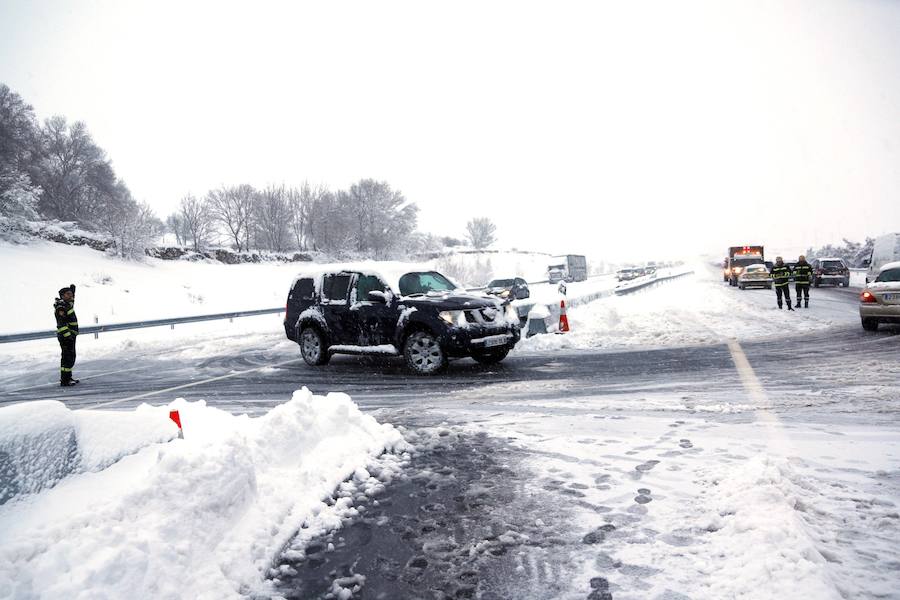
left=440, top=324, right=521, bottom=357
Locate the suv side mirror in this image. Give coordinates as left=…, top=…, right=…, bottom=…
left=862, top=258, right=870, bottom=267
left=368, top=290, right=389, bottom=303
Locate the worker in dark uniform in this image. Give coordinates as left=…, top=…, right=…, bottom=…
left=770, top=257, right=794, bottom=311
left=54, top=284, right=79, bottom=386
left=793, top=255, right=813, bottom=308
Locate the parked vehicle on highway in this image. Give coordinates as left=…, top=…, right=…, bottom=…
left=865, top=233, right=900, bottom=284
left=725, top=245, right=765, bottom=286
left=738, top=264, right=772, bottom=290
left=616, top=268, right=640, bottom=281
left=811, top=257, right=850, bottom=287
left=284, top=269, right=521, bottom=374
left=485, top=277, right=530, bottom=300
left=859, top=261, right=900, bottom=331
left=548, top=255, right=587, bottom=283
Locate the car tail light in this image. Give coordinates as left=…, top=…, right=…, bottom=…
left=860, top=290, right=877, bottom=303
left=284, top=302, right=289, bottom=321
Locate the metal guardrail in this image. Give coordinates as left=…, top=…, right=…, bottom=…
left=0, top=272, right=664, bottom=345
left=0, top=308, right=284, bottom=344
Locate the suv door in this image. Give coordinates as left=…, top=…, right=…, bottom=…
left=350, top=274, right=397, bottom=346
left=321, top=273, right=356, bottom=344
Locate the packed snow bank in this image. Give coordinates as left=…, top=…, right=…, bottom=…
left=0, top=401, right=177, bottom=504
left=0, top=389, right=409, bottom=600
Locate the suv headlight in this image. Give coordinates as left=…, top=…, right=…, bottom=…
left=439, top=310, right=467, bottom=327
left=505, top=304, right=518, bottom=323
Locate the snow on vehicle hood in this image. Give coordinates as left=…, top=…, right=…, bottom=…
left=398, top=291, right=502, bottom=311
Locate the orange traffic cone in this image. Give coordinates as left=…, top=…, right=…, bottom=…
left=557, top=299, right=570, bottom=333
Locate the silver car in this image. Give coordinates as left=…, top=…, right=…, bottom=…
left=737, top=263, right=772, bottom=290
left=859, top=261, right=900, bottom=331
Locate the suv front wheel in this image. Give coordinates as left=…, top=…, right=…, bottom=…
left=300, top=326, right=330, bottom=366
left=403, top=331, right=447, bottom=375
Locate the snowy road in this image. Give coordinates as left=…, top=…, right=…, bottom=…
left=2, top=273, right=899, bottom=599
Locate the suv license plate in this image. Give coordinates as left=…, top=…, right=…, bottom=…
left=484, top=335, right=508, bottom=348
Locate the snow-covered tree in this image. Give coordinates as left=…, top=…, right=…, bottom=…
left=207, top=184, right=255, bottom=252
left=253, top=185, right=292, bottom=252
left=0, top=168, right=40, bottom=221
left=466, top=217, right=497, bottom=249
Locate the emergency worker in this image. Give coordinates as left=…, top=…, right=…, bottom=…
left=793, top=255, right=813, bottom=308
left=54, top=284, right=79, bottom=386
left=770, top=257, right=794, bottom=311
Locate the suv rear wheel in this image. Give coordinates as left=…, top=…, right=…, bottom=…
left=300, top=327, right=330, bottom=366
left=403, top=331, right=447, bottom=374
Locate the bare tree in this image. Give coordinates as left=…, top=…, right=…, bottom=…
left=207, top=184, right=255, bottom=252
left=165, top=213, right=186, bottom=246
left=179, top=194, right=211, bottom=251
left=98, top=186, right=163, bottom=259
left=466, top=217, right=497, bottom=249
left=253, top=185, right=291, bottom=252
left=346, top=179, right=419, bottom=258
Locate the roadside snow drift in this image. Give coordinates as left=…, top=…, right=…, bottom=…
left=0, top=390, right=408, bottom=599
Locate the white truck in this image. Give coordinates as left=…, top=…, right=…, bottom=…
left=866, top=233, right=900, bottom=283
left=547, top=255, right=587, bottom=283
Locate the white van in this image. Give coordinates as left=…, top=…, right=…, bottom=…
left=866, top=233, right=900, bottom=283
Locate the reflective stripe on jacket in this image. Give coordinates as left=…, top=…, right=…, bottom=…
left=770, top=265, right=791, bottom=287
left=54, top=299, right=78, bottom=339
left=794, top=263, right=813, bottom=284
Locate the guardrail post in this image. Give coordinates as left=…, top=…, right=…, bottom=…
left=94, top=315, right=99, bottom=339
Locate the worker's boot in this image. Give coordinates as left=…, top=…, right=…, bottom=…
left=805, top=299, right=809, bottom=308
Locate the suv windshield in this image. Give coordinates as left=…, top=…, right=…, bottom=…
left=876, top=268, right=900, bottom=283
left=398, top=271, right=457, bottom=296
left=489, top=279, right=515, bottom=287
left=822, top=260, right=845, bottom=269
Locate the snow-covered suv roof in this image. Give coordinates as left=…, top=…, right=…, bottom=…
left=289, top=261, right=469, bottom=298
left=816, top=257, right=846, bottom=262
left=879, top=260, right=900, bottom=272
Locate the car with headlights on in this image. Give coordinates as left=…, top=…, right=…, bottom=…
left=737, top=263, right=772, bottom=290
left=485, top=277, right=530, bottom=300
left=859, top=261, right=900, bottom=331
left=284, top=269, right=520, bottom=374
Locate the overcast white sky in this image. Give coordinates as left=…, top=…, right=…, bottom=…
left=2, top=0, right=899, bottom=262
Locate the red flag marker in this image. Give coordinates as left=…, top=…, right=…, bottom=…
left=169, top=410, right=184, bottom=438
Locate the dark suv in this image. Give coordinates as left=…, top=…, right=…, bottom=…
left=811, top=257, right=850, bottom=287
left=284, top=269, right=521, bottom=374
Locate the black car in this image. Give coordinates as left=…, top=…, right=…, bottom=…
left=284, top=269, right=521, bottom=374
left=485, top=277, right=530, bottom=300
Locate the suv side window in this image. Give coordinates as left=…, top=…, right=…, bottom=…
left=291, top=278, right=315, bottom=301
left=355, top=275, right=387, bottom=302
left=322, top=274, right=352, bottom=304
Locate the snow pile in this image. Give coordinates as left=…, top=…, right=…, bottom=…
left=0, top=401, right=177, bottom=504
left=690, top=455, right=840, bottom=599
left=517, top=266, right=858, bottom=351
left=0, top=389, right=409, bottom=599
